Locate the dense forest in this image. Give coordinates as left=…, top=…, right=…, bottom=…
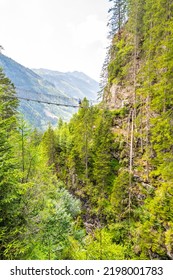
left=0, top=0, right=173, bottom=260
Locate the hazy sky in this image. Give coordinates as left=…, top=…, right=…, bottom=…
left=0, top=0, right=111, bottom=81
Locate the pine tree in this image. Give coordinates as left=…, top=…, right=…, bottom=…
left=41, top=123, right=57, bottom=169
left=108, top=0, right=127, bottom=39
left=0, top=68, right=20, bottom=258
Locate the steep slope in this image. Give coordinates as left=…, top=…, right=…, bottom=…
left=0, top=54, right=99, bottom=129
left=32, top=69, right=99, bottom=100
left=99, top=0, right=173, bottom=259
left=51, top=0, right=173, bottom=259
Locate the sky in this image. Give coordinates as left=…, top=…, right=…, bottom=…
left=0, top=0, right=111, bottom=81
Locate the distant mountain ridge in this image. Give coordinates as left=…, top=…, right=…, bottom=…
left=0, top=54, right=99, bottom=130
left=33, top=68, right=98, bottom=100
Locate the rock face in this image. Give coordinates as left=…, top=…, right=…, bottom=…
left=109, top=84, right=133, bottom=109
left=0, top=54, right=99, bottom=130
left=104, top=83, right=134, bottom=110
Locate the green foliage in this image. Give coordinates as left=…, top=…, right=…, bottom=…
left=104, top=0, right=173, bottom=260
left=0, top=68, right=21, bottom=259
left=108, top=36, right=133, bottom=84
left=55, top=102, right=121, bottom=224
left=0, top=69, right=83, bottom=260
left=111, top=170, right=130, bottom=221
left=132, top=182, right=173, bottom=259
left=84, top=228, right=126, bottom=260
left=1, top=0, right=173, bottom=260
left=41, top=123, right=57, bottom=168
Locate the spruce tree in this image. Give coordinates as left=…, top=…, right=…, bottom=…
left=0, top=68, right=20, bottom=258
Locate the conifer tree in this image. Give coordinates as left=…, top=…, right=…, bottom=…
left=0, top=68, right=20, bottom=258
left=41, top=123, right=57, bottom=168
left=108, top=0, right=127, bottom=39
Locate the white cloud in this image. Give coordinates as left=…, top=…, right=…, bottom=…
left=0, top=0, right=111, bottom=81
left=67, top=15, right=107, bottom=48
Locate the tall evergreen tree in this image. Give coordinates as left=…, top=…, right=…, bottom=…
left=108, top=0, right=127, bottom=39
left=0, top=68, right=20, bottom=258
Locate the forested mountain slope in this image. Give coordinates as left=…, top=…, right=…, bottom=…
left=0, top=54, right=99, bottom=130
left=50, top=0, right=173, bottom=259
left=0, top=0, right=173, bottom=260
left=33, top=69, right=99, bottom=100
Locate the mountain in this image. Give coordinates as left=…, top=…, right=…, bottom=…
left=0, top=54, right=99, bottom=130
left=32, top=69, right=99, bottom=100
